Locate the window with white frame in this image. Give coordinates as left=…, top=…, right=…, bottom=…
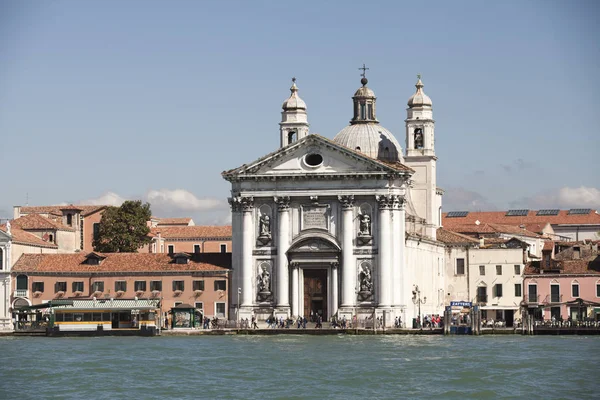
left=514, top=283, right=522, bottom=297
left=215, top=302, right=226, bottom=317
left=572, top=281, right=579, bottom=298
left=220, top=244, right=227, bottom=253
left=494, top=284, right=503, bottom=298
left=514, top=265, right=521, bottom=275
left=496, top=265, right=502, bottom=275
left=174, top=301, right=182, bottom=307
left=479, top=265, right=485, bottom=275
left=168, top=245, right=174, bottom=254
left=195, top=302, right=203, bottom=311
left=597, top=282, right=600, bottom=297
left=194, top=244, right=201, bottom=253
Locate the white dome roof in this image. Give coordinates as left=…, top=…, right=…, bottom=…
left=282, top=81, right=306, bottom=110
left=407, top=78, right=432, bottom=107
left=333, top=123, right=403, bottom=163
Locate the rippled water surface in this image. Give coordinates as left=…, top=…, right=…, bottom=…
left=1, top=335, right=599, bottom=399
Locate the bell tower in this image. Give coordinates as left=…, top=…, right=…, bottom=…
left=280, top=78, right=309, bottom=148
left=404, top=75, right=440, bottom=239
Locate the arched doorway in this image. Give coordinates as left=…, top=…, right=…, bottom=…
left=287, top=230, right=341, bottom=321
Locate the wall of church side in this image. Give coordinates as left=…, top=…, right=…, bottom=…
left=404, top=239, right=445, bottom=323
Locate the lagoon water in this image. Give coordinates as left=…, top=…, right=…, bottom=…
left=1, top=335, right=598, bottom=399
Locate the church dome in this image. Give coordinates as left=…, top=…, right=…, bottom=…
left=334, top=124, right=403, bottom=162
left=282, top=79, right=306, bottom=110
left=333, top=73, right=403, bottom=163
left=407, top=76, right=432, bottom=107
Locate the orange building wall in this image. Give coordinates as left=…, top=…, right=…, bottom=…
left=13, top=272, right=230, bottom=318
left=82, top=211, right=103, bottom=253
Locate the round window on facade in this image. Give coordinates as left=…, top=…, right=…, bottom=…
left=304, top=153, right=323, bottom=167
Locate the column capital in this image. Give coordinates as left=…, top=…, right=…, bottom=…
left=391, top=195, right=405, bottom=210
left=290, top=261, right=299, bottom=269
left=236, top=196, right=254, bottom=212
left=338, top=195, right=355, bottom=209
left=274, top=196, right=291, bottom=211
left=330, top=261, right=339, bottom=269
left=375, top=195, right=393, bottom=210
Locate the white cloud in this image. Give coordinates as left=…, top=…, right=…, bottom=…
left=79, top=192, right=126, bottom=206
left=442, top=187, right=498, bottom=212
left=512, top=186, right=600, bottom=210
left=145, top=189, right=225, bottom=212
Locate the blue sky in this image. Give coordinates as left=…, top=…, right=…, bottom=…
left=1, top=0, right=599, bottom=224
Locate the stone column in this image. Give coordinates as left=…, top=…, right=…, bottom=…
left=376, top=195, right=392, bottom=307
left=275, top=196, right=291, bottom=310
left=240, top=197, right=254, bottom=307
left=391, top=195, right=404, bottom=306
left=330, top=261, right=339, bottom=317
left=338, top=195, right=355, bottom=308
left=291, top=263, right=299, bottom=317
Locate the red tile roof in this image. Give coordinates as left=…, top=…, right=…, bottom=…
left=445, top=223, right=543, bottom=238
left=150, top=226, right=232, bottom=239
left=12, top=214, right=74, bottom=232
left=0, top=225, right=58, bottom=248
left=443, top=210, right=600, bottom=227
left=156, top=218, right=193, bottom=226
left=436, top=228, right=479, bottom=245
left=12, top=252, right=231, bottom=273
left=543, top=240, right=554, bottom=251
left=20, top=205, right=107, bottom=217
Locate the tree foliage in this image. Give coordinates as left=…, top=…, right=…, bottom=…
left=92, top=200, right=152, bottom=252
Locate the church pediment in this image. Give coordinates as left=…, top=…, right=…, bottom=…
left=222, top=134, right=412, bottom=181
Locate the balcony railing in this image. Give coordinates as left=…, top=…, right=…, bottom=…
left=527, top=294, right=540, bottom=303
left=477, top=295, right=488, bottom=304
left=545, top=294, right=563, bottom=303
left=14, top=289, right=28, bottom=298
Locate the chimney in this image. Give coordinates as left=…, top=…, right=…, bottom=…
left=479, top=237, right=485, bottom=247
left=13, top=206, right=21, bottom=220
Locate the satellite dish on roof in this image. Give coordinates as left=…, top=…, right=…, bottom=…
left=475, top=220, right=480, bottom=225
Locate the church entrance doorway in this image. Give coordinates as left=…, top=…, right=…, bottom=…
left=303, top=269, right=328, bottom=321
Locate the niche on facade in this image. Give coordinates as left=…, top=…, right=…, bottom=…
left=256, top=261, right=273, bottom=302
left=357, top=203, right=373, bottom=245
left=257, top=205, right=272, bottom=246
left=357, top=261, right=374, bottom=301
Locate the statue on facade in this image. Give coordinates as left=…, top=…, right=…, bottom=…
left=257, top=214, right=272, bottom=245
left=357, top=213, right=372, bottom=244
left=258, top=266, right=271, bottom=293
left=359, top=265, right=373, bottom=299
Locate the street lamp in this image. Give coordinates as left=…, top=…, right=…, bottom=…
left=237, top=287, right=241, bottom=325
left=412, top=285, right=426, bottom=328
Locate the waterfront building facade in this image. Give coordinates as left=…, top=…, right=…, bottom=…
left=223, top=75, right=445, bottom=326
left=145, top=225, right=232, bottom=254
left=10, top=252, right=231, bottom=323
left=523, top=240, right=600, bottom=321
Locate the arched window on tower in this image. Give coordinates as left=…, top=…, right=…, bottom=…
left=367, top=104, right=373, bottom=120
left=288, top=131, right=297, bottom=144
left=414, top=128, right=424, bottom=149
left=360, top=103, right=366, bottom=120
left=0, top=248, right=3, bottom=270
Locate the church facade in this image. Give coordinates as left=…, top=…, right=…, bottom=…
left=223, top=73, right=445, bottom=326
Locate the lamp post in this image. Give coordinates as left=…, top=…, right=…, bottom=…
left=237, top=287, right=241, bottom=326
left=412, top=285, right=426, bottom=328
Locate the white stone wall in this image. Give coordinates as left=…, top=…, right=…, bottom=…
left=444, top=246, right=470, bottom=304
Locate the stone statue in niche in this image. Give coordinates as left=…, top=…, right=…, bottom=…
left=258, top=265, right=270, bottom=292
left=357, top=213, right=373, bottom=245
left=414, top=129, right=424, bottom=149
left=358, top=264, right=374, bottom=301
left=257, top=265, right=272, bottom=302
left=257, top=214, right=271, bottom=245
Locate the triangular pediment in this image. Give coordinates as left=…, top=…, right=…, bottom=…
left=222, top=134, right=412, bottom=181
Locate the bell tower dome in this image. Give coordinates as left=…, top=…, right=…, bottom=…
left=280, top=78, right=309, bottom=148
left=406, top=75, right=435, bottom=157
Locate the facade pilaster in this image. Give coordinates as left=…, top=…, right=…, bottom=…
left=291, top=263, right=299, bottom=317
left=275, top=196, right=291, bottom=310
left=240, top=197, right=254, bottom=307
left=338, top=195, right=355, bottom=307
left=330, top=261, right=339, bottom=317
left=391, top=195, right=405, bottom=307
left=376, top=195, right=392, bottom=307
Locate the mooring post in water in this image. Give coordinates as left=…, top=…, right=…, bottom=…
left=444, top=306, right=451, bottom=335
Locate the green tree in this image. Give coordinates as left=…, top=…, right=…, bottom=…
left=92, top=200, right=152, bottom=252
